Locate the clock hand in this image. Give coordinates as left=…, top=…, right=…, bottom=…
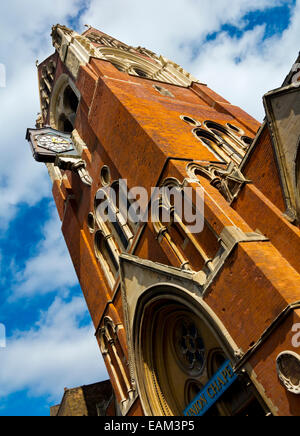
left=52, top=137, right=69, bottom=144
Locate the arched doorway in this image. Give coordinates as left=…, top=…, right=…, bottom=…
left=133, top=285, right=269, bottom=416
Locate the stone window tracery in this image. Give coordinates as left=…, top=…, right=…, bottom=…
left=153, top=179, right=217, bottom=275
left=49, top=75, right=80, bottom=133
left=111, top=62, right=126, bottom=73
left=134, top=293, right=269, bottom=416
left=93, top=191, right=120, bottom=287
left=39, top=59, right=56, bottom=121
left=99, top=317, right=135, bottom=409
left=98, top=48, right=195, bottom=85
left=52, top=25, right=199, bottom=87
left=174, top=319, right=206, bottom=376
left=94, top=230, right=119, bottom=282
left=92, top=178, right=137, bottom=288
left=131, top=67, right=149, bottom=78
left=187, top=161, right=251, bottom=204
left=193, top=121, right=253, bottom=165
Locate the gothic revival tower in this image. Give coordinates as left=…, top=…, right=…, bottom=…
left=28, top=25, right=300, bottom=416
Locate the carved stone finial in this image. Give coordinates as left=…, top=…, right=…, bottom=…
left=188, top=162, right=251, bottom=203
left=56, top=157, right=93, bottom=187
left=35, top=113, right=43, bottom=129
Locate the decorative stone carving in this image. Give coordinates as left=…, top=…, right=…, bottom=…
left=98, top=317, right=137, bottom=415
left=55, top=156, right=93, bottom=187
left=188, top=161, right=251, bottom=203
left=135, top=46, right=159, bottom=60
left=192, top=121, right=251, bottom=166
left=38, top=58, right=57, bottom=122
left=264, top=81, right=300, bottom=224
left=50, top=24, right=199, bottom=87
left=119, top=254, right=241, bottom=416
left=35, top=113, right=43, bottom=129
left=276, top=351, right=300, bottom=395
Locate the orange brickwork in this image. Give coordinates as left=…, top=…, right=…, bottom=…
left=35, top=26, right=300, bottom=416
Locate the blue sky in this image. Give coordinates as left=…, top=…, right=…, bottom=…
left=0, top=0, right=299, bottom=416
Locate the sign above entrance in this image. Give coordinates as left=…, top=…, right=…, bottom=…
left=184, top=360, right=237, bottom=417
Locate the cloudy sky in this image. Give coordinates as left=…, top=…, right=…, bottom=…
left=0, top=0, right=298, bottom=416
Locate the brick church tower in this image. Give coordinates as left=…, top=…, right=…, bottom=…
left=27, top=25, right=300, bottom=416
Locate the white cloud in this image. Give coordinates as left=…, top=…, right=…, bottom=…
left=80, top=0, right=288, bottom=55
left=0, top=0, right=85, bottom=228
left=188, top=1, right=300, bottom=120
left=1, top=0, right=300, bottom=414
left=0, top=0, right=298, bottom=227
left=11, top=205, right=78, bottom=299
left=0, top=296, right=107, bottom=401
left=80, top=0, right=298, bottom=121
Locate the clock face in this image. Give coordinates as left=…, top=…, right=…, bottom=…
left=35, top=133, right=74, bottom=154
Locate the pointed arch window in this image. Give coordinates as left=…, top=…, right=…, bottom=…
left=111, top=181, right=139, bottom=234
left=94, top=231, right=119, bottom=279
left=193, top=128, right=228, bottom=163
left=204, top=121, right=246, bottom=164
left=92, top=181, right=137, bottom=287
left=193, top=121, right=253, bottom=165
left=49, top=75, right=80, bottom=133
left=94, top=191, right=120, bottom=287
left=153, top=180, right=218, bottom=275
left=99, top=318, right=135, bottom=408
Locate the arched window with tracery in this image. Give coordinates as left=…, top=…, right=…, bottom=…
left=193, top=122, right=253, bottom=165
left=49, top=75, right=80, bottom=133
left=94, top=191, right=120, bottom=288
left=92, top=179, right=137, bottom=288
left=94, top=230, right=119, bottom=284
left=99, top=318, right=135, bottom=409
left=133, top=290, right=270, bottom=416
left=111, top=181, right=139, bottom=234
left=153, top=180, right=219, bottom=275
left=40, top=59, right=57, bottom=121
left=193, top=128, right=228, bottom=163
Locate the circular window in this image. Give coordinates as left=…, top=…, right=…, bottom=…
left=174, top=319, right=206, bottom=376
left=100, top=166, right=111, bottom=187
left=277, top=351, right=300, bottom=394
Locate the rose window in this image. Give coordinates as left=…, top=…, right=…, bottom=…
left=174, top=320, right=206, bottom=376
